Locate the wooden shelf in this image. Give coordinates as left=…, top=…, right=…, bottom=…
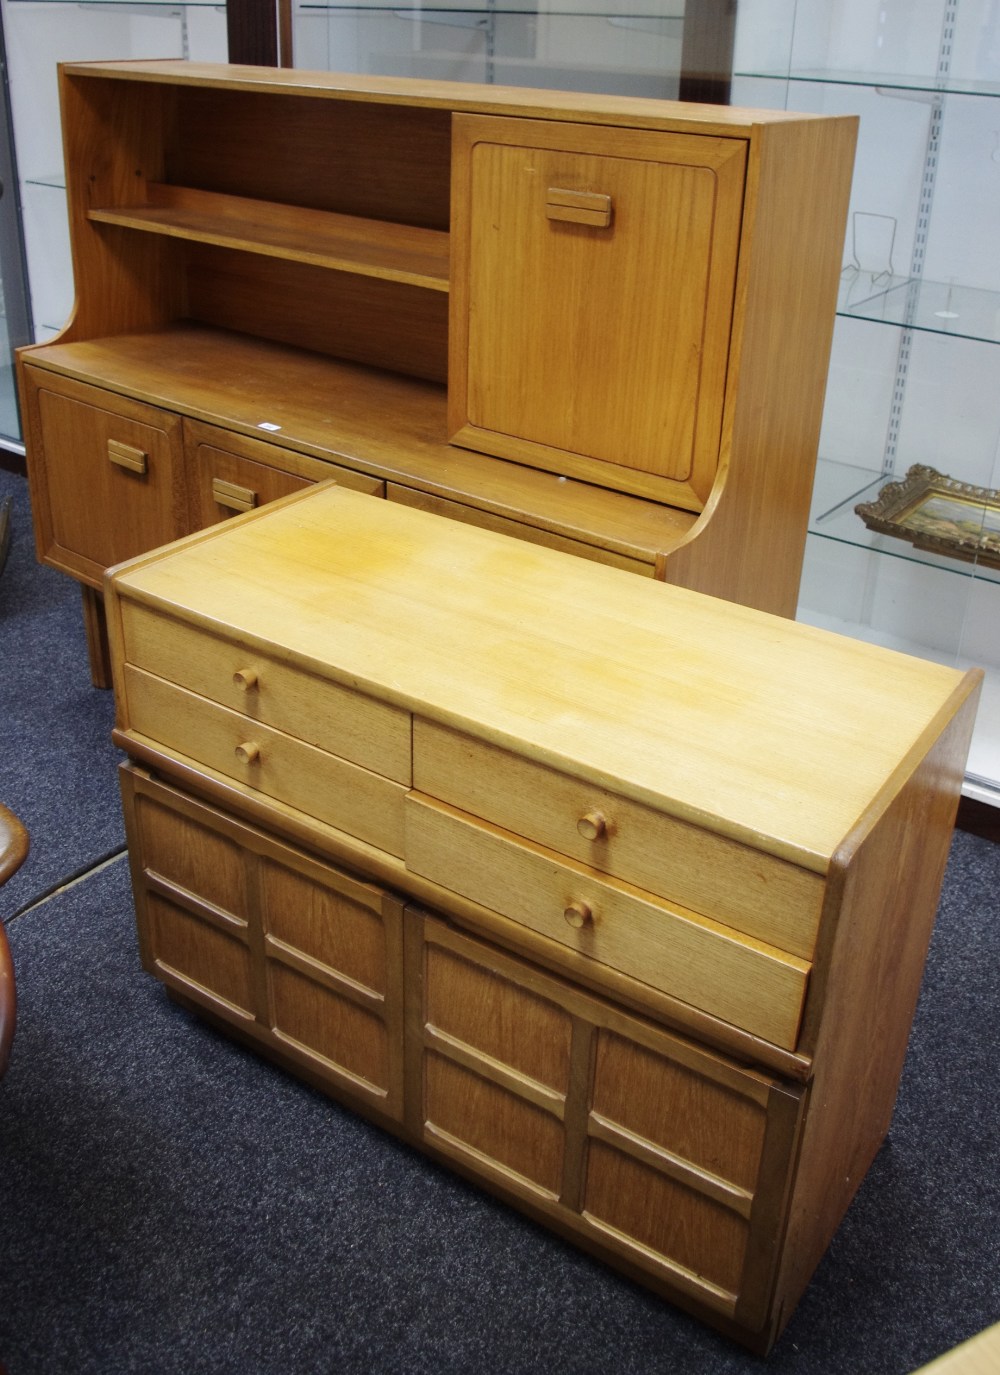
left=88, top=184, right=451, bottom=292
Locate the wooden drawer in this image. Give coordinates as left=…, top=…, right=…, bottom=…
left=407, top=915, right=802, bottom=1329
left=123, top=765, right=406, bottom=1120
left=119, top=601, right=410, bottom=783
left=124, top=666, right=406, bottom=855
left=413, top=718, right=823, bottom=960
left=185, top=418, right=384, bottom=529
left=404, top=794, right=810, bottom=1048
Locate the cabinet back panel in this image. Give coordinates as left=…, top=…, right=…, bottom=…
left=185, top=244, right=449, bottom=383
left=169, top=90, right=452, bottom=230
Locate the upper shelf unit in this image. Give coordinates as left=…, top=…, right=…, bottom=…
left=20, top=58, right=857, bottom=617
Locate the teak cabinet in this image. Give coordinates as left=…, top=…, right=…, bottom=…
left=18, top=60, right=857, bottom=686
left=105, top=484, right=980, bottom=1353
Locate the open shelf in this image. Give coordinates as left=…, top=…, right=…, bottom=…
left=88, top=185, right=450, bottom=292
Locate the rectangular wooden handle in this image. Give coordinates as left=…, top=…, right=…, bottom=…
left=107, top=439, right=148, bottom=475
left=546, top=187, right=613, bottom=228
left=211, top=477, right=258, bottom=514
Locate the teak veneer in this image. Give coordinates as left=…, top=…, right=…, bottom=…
left=18, top=60, right=857, bottom=688
left=105, top=483, right=980, bottom=1353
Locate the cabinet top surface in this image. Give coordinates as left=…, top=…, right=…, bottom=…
left=107, top=485, right=979, bottom=871
left=60, top=59, right=849, bottom=135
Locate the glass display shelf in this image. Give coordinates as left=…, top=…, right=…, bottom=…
left=7, top=0, right=221, bottom=7
left=297, top=0, right=683, bottom=15
left=734, top=68, right=1000, bottom=99
left=837, top=275, right=1000, bottom=347
left=809, top=456, right=1000, bottom=587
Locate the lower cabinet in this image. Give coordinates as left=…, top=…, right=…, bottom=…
left=122, top=766, right=406, bottom=1123
left=405, top=912, right=802, bottom=1331
left=122, top=764, right=803, bottom=1340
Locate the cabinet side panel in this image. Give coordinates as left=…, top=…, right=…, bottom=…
left=660, top=116, right=858, bottom=615
left=771, top=685, right=978, bottom=1334
left=59, top=72, right=186, bottom=342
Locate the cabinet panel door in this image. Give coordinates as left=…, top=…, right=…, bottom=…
left=449, top=116, right=746, bottom=510
left=23, top=368, right=186, bottom=584
left=122, top=766, right=406, bottom=1121
left=406, top=913, right=802, bottom=1330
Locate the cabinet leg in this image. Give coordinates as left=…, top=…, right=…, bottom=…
left=81, top=584, right=112, bottom=690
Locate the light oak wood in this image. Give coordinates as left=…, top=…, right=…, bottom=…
left=119, top=599, right=410, bottom=782
left=404, top=791, right=810, bottom=1048
left=104, top=486, right=979, bottom=1350
left=122, top=664, right=407, bottom=856
left=411, top=716, right=824, bottom=957
left=914, top=1324, right=1000, bottom=1374
left=107, top=484, right=979, bottom=870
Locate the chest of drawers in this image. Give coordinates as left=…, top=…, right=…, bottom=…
left=105, top=483, right=980, bottom=1352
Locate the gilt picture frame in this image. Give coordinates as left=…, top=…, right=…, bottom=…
left=855, top=465, right=1000, bottom=571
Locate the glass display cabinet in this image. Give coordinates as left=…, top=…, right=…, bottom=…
left=291, top=0, right=734, bottom=100
left=732, top=0, right=1000, bottom=805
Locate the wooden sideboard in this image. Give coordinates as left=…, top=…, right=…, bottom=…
left=18, top=60, right=856, bottom=686
left=105, top=483, right=980, bottom=1353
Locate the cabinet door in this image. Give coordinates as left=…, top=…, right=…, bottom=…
left=22, top=368, right=186, bottom=584
left=405, top=913, right=802, bottom=1333
left=184, top=418, right=384, bottom=528
left=121, top=766, right=405, bottom=1123
left=449, top=116, right=746, bottom=511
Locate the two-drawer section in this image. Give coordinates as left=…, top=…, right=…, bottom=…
left=405, top=719, right=823, bottom=1051
left=116, top=600, right=410, bottom=856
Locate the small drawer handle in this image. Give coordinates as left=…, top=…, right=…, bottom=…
left=107, top=439, right=148, bottom=475
left=232, top=668, right=259, bottom=693
left=235, top=740, right=261, bottom=765
left=546, top=187, right=613, bottom=229
left=577, top=811, right=607, bottom=842
left=212, top=478, right=258, bottom=514
left=564, top=900, right=593, bottom=930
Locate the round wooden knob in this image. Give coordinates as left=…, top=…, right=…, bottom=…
left=232, top=668, right=259, bottom=692
left=577, top=811, right=607, bottom=841
left=564, top=900, right=593, bottom=929
left=235, top=741, right=261, bottom=765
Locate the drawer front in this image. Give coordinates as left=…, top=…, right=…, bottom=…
left=120, top=601, right=410, bottom=783
left=408, top=915, right=802, bottom=1329
left=404, top=794, right=809, bottom=1049
left=123, top=766, right=405, bottom=1120
left=185, top=419, right=384, bottom=530
left=125, top=665, right=406, bottom=856
left=413, top=719, right=823, bottom=960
